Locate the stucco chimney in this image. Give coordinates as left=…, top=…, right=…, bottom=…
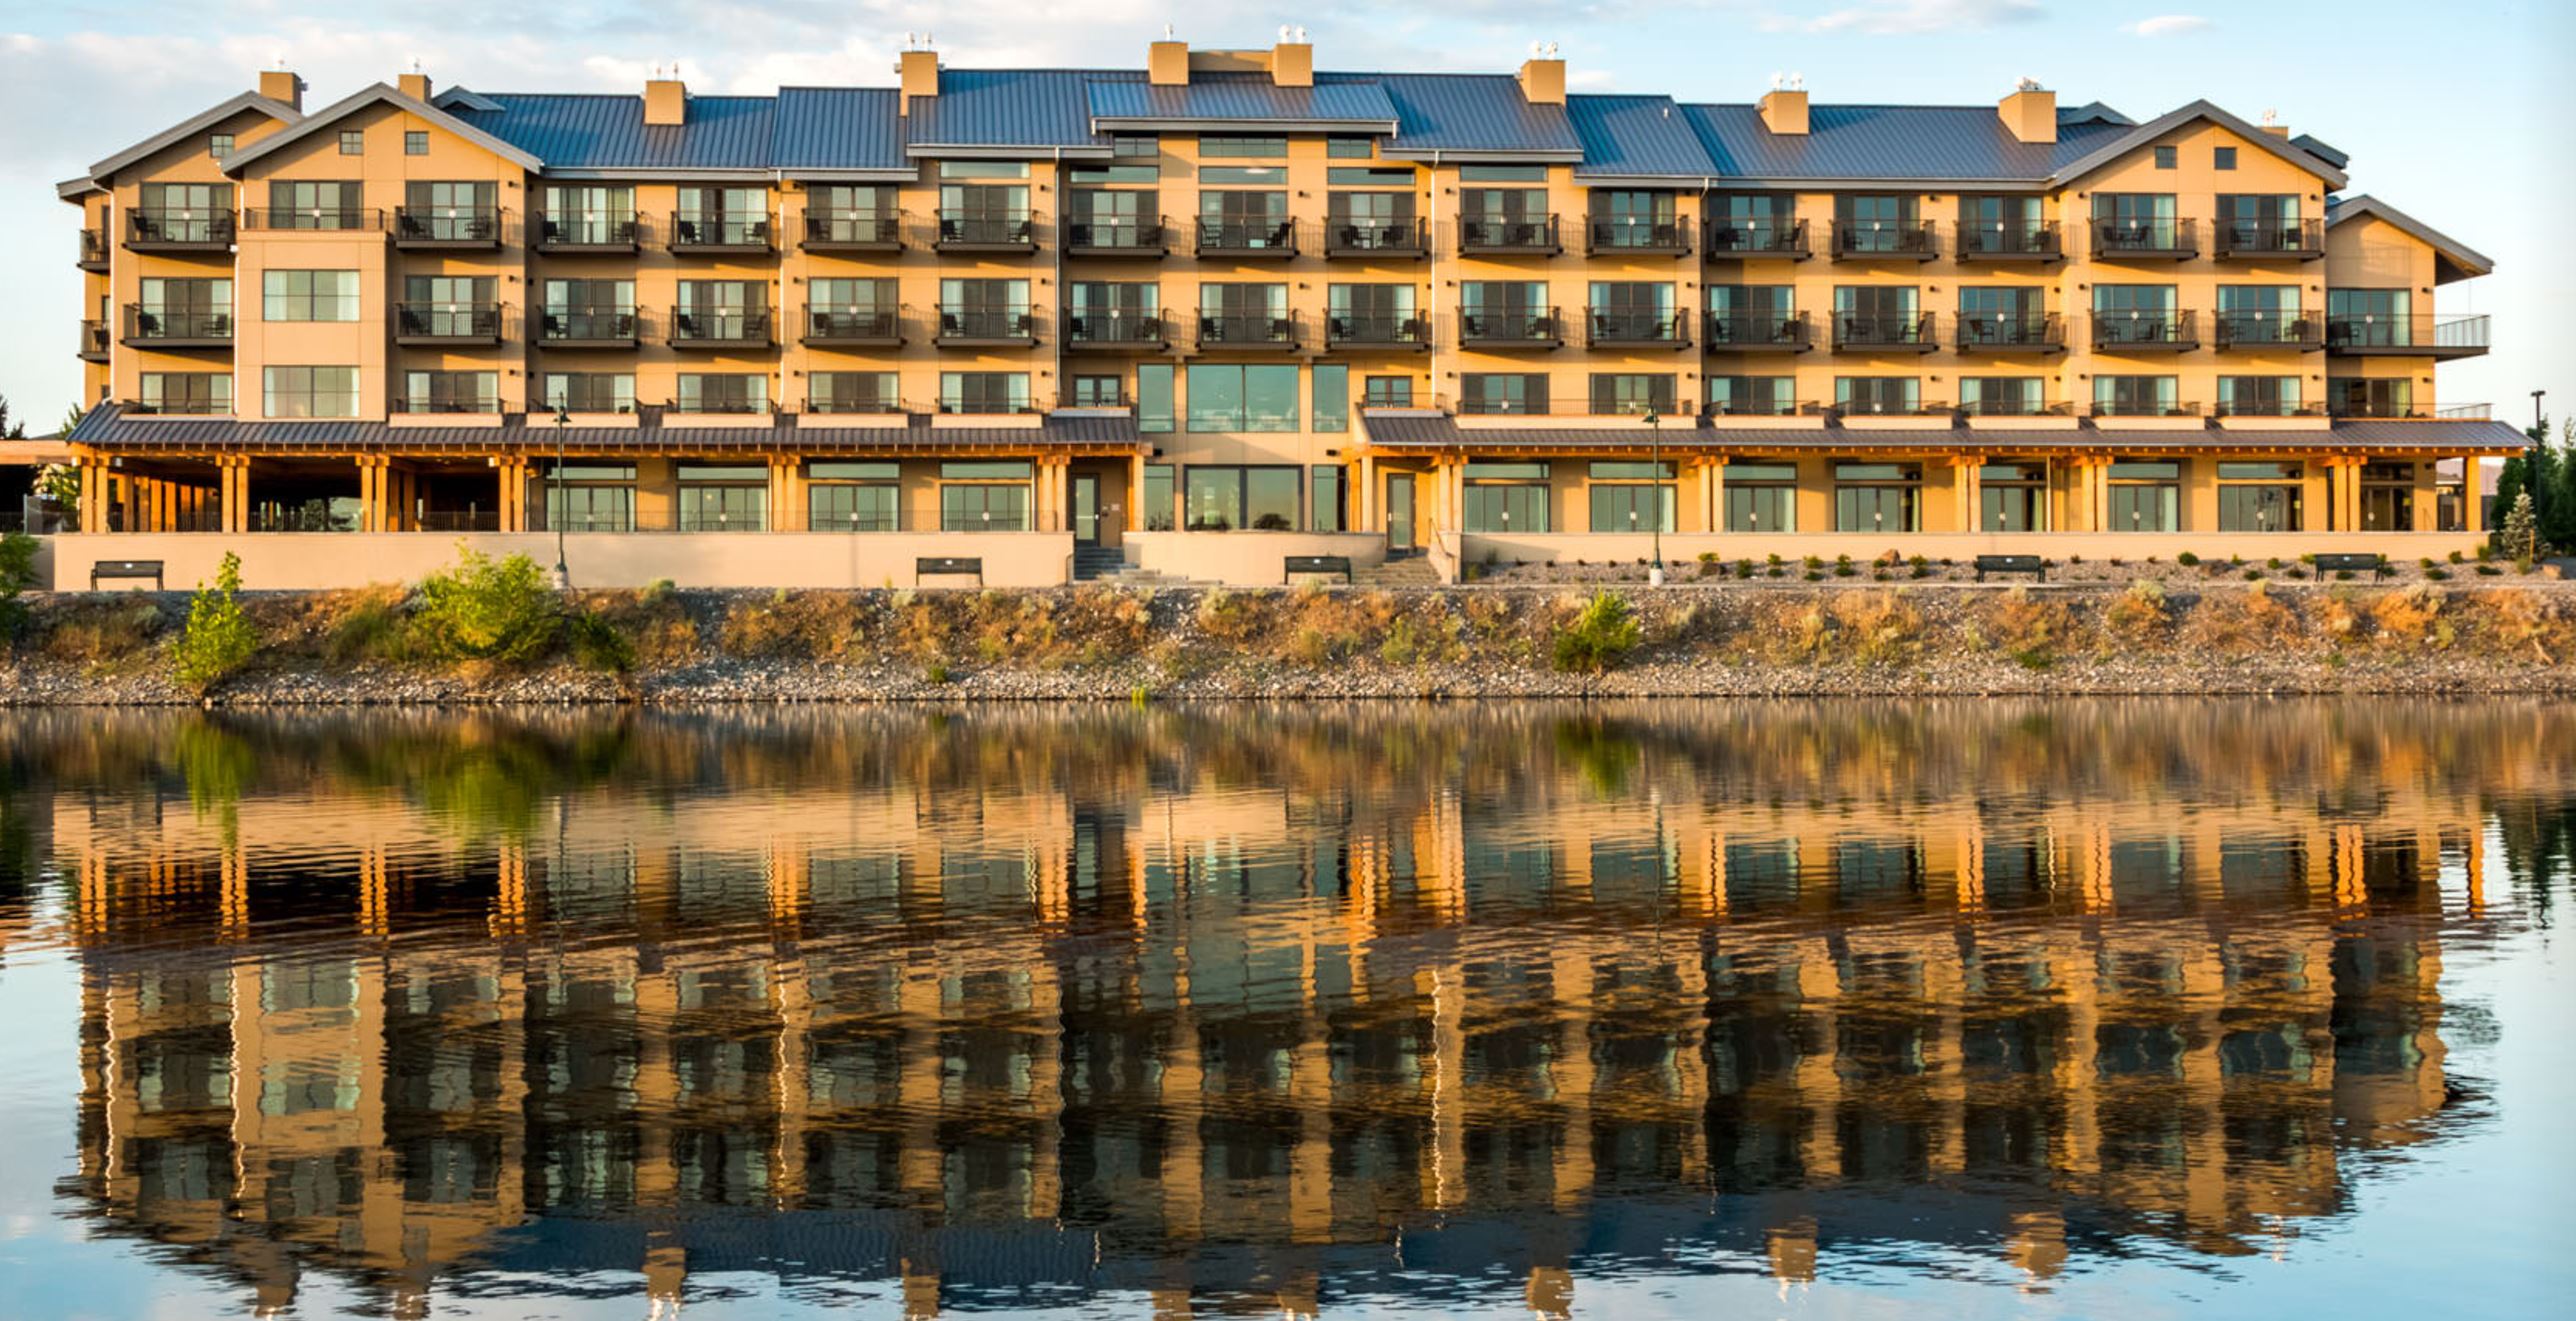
left=1998, top=81, right=2055, bottom=144
left=1518, top=56, right=1565, bottom=106
left=899, top=49, right=940, bottom=110
left=644, top=74, right=686, bottom=127
left=1272, top=38, right=1313, bottom=88
left=258, top=68, right=304, bottom=112
left=398, top=72, right=432, bottom=102
left=1759, top=85, right=1808, bottom=136
left=1149, top=39, right=1189, bottom=86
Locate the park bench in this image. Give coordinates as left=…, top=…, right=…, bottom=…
left=1973, top=554, right=2046, bottom=583
left=2312, top=552, right=2390, bottom=581
left=1283, top=554, right=1353, bottom=586
left=914, top=556, right=984, bottom=587
left=89, top=559, right=165, bottom=592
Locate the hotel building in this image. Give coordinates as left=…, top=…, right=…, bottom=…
left=54, top=37, right=2523, bottom=588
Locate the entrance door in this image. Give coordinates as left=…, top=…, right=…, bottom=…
left=1072, top=474, right=1100, bottom=545
left=1384, top=473, right=1416, bottom=552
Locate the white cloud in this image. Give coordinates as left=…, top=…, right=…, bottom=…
left=1801, top=0, right=2043, bottom=35
left=2126, top=14, right=2212, bottom=37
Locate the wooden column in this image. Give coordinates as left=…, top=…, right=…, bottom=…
left=2463, top=457, right=2483, bottom=534
left=1354, top=452, right=1376, bottom=532
left=768, top=456, right=800, bottom=531
left=1705, top=455, right=1727, bottom=534
left=1126, top=452, right=1145, bottom=532
left=218, top=458, right=247, bottom=534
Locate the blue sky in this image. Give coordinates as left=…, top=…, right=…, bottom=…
left=0, top=0, right=2564, bottom=435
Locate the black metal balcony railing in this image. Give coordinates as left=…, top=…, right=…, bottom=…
left=536, top=210, right=641, bottom=249
left=1196, top=219, right=1297, bottom=257
left=1324, top=217, right=1427, bottom=257
left=1458, top=216, right=1560, bottom=254
left=1833, top=313, right=1937, bottom=350
left=2324, top=313, right=2491, bottom=356
left=2213, top=398, right=2325, bottom=418
left=78, top=228, right=110, bottom=269
left=935, top=307, right=1039, bottom=343
left=120, top=306, right=233, bottom=344
left=1587, top=217, right=1692, bottom=255
left=1708, top=397, right=1815, bottom=417
left=1586, top=311, right=1690, bottom=348
left=2093, top=399, right=2203, bottom=419
left=1704, top=312, right=1811, bottom=350
left=2435, top=402, right=2494, bottom=420
left=1458, top=309, right=1561, bottom=346
left=1703, top=217, right=1809, bottom=259
left=1062, top=311, right=1166, bottom=348
left=1960, top=397, right=2071, bottom=418
left=77, top=320, right=109, bottom=360
left=937, top=213, right=1036, bottom=249
left=1197, top=313, right=1299, bottom=350
left=2328, top=398, right=2427, bottom=420
left=393, top=206, right=502, bottom=245
left=2215, top=218, right=2325, bottom=260
left=671, top=212, right=772, bottom=250
left=670, top=396, right=774, bottom=417
left=802, top=211, right=903, bottom=250
left=2214, top=312, right=2325, bottom=350
left=538, top=310, right=641, bottom=344
left=124, top=209, right=236, bottom=248
left=2093, top=217, right=2198, bottom=259
left=123, top=396, right=230, bottom=417
left=669, top=309, right=774, bottom=346
left=1326, top=313, right=1431, bottom=348
left=1837, top=396, right=1951, bottom=418
left=391, top=392, right=502, bottom=416
left=1956, top=221, right=2062, bottom=260
left=804, top=309, right=903, bottom=343
left=241, top=207, right=383, bottom=232
left=1832, top=221, right=1938, bottom=260
left=393, top=302, right=503, bottom=341
left=1065, top=218, right=1165, bottom=254
left=807, top=390, right=906, bottom=415
left=2091, top=309, right=2200, bottom=350
left=1955, top=313, right=2066, bottom=352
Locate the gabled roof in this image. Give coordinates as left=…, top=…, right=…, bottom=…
left=1087, top=75, right=1398, bottom=132
left=2289, top=132, right=2348, bottom=170
left=2050, top=99, right=2349, bottom=190
left=1375, top=74, right=1581, bottom=160
left=903, top=69, right=1113, bottom=157
left=1679, top=102, right=2121, bottom=186
left=2327, top=194, right=2494, bottom=281
left=81, top=90, right=303, bottom=184
left=443, top=92, right=778, bottom=175
left=772, top=87, right=907, bottom=177
left=1568, top=95, right=1716, bottom=180
left=219, top=83, right=544, bottom=175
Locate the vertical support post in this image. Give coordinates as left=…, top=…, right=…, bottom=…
left=1126, top=451, right=1145, bottom=533
left=1354, top=452, right=1376, bottom=532
left=2463, top=456, right=2483, bottom=534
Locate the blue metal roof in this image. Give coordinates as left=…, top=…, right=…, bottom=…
left=446, top=93, right=776, bottom=172
left=1087, top=75, right=1397, bottom=129
left=772, top=87, right=904, bottom=172
left=1373, top=74, right=1581, bottom=158
left=1568, top=95, right=1716, bottom=179
left=1678, top=102, right=2132, bottom=182
left=903, top=69, right=1112, bottom=153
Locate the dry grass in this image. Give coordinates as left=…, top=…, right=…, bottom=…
left=2103, top=580, right=2171, bottom=647
left=36, top=595, right=166, bottom=669
left=2184, top=580, right=2302, bottom=652
left=717, top=589, right=867, bottom=662
left=1978, top=586, right=2076, bottom=668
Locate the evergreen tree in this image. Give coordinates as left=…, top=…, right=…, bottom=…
left=2500, top=491, right=2540, bottom=563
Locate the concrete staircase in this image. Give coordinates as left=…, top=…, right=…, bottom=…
left=1072, top=545, right=1126, bottom=581
left=1352, top=555, right=1438, bottom=588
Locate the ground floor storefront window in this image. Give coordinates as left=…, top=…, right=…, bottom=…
left=1464, top=463, right=1551, bottom=533
left=940, top=462, right=1033, bottom=531
left=1184, top=465, right=1302, bottom=530
left=1833, top=463, right=1920, bottom=533
left=808, top=461, right=900, bottom=531
left=1723, top=463, right=1797, bottom=532
left=2217, top=462, right=2302, bottom=532
left=1587, top=462, right=1675, bottom=533
left=1979, top=461, right=2049, bottom=532
left=539, top=464, right=637, bottom=532
left=2108, top=460, right=2182, bottom=532
left=677, top=465, right=767, bottom=532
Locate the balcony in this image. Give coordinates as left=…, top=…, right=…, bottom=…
left=1961, top=398, right=2072, bottom=418
left=1458, top=309, right=1562, bottom=350
left=933, top=306, right=1039, bottom=348
left=1585, top=311, right=1691, bottom=350
left=802, top=211, right=903, bottom=254
left=1065, top=218, right=1166, bottom=258
left=2328, top=399, right=2430, bottom=420
left=2093, top=399, right=2204, bottom=420
left=1196, top=218, right=1298, bottom=260
left=1955, top=221, right=2062, bottom=262
left=804, top=309, right=904, bottom=348
left=1196, top=312, right=1300, bottom=352
left=1832, top=313, right=1938, bottom=352
left=1836, top=398, right=1952, bottom=419
left=1831, top=222, right=1938, bottom=262
left=2325, top=313, right=2490, bottom=359
left=393, top=302, right=505, bottom=346
left=1326, top=313, right=1431, bottom=350
left=2213, top=312, right=2325, bottom=351
left=1324, top=218, right=1427, bottom=259
left=123, top=209, right=235, bottom=253
left=807, top=389, right=908, bottom=415
left=2214, top=218, right=2325, bottom=261
left=1955, top=313, right=2066, bottom=353
left=1062, top=311, right=1167, bottom=352
left=77, top=320, right=109, bottom=362
left=536, top=309, right=642, bottom=349
left=2092, top=218, right=2197, bottom=261
left=671, top=212, right=773, bottom=255
left=2435, top=402, right=2493, bottom=420
left=1703, top=312, right=1811, bottom=352
left=2091, top=310, right=2200, bottom=352
left=241, top=207, right=384, bottom=232
left=2213, top=399, right=2327, bottom=419
left=393, top=206, right=503, bottom=249
left=120, top=305, right=232, bottom=349
left=77, top=228, right=109, bottom=271
left=669, top=309, right=774, bottom=350
left=1586, top=217, right=1692, bottom=257
left=1708, top=398, right=1819, bottom=418
left=390, top=394, right=502, bottom=416
left=1703, top=217, right=1809, bottom=260
left=935, top=212, right=1037, bottom=254
left=1458, top=216, right=1560, bottom=256
left=534, top=210, right=641, bottom=253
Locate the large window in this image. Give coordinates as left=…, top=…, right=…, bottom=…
left=939, top=462, right=1034, bottom=531
left=2108, top=461, right=2182, bottom=533
left=138, top=373, right=232, bottom=415
left=810, top=371, right=898, bottom=414
left=1138, top=363, right=1176, bottom=434
left=1979, top=462, right=2049, bottom=532
left=2327, top=289, right=2413, bottom=347
left=1142, top=464, right=1176, bottom=530
left=1464, top=463, right=1552, bottom=533
left=1588, top=373, right=1675, bottom=416
left=265, top=179, right=363, bottom=229
left=676, top=465, right=768, bottom=532
left=1710, top=376, right=1796, bottom=416
left=939, top=372, right=1031, bottom=415
left=676, top=186, right=768, bottom=245
left=1310, top=465, right=1346, bottom=533
left=400, top=370, right=498, bottom=415
left=2217, top=463, right=2303, bottom=532
left=263, top=270, right=359, bottom=322
left=675, top=373, right=767, bottom=414
left=1832, top=463, right=1920, bottom=533
left=2216, top=376, right=2303, bottom=418
left=136, top=277, right=231, bottom=337
left=538, top=464, right=638, bottom=532
left=540, top=185, right=635, bottom=243
left=1461, top=373, right=1548, bottom=416
left=1186, top=364, right=1298, bottom=432
left=1588, top=461, right=1675, bottom=533
left=1311, top=364, right=1349, bottom=433
left=2329, top=377, right=2413, bottom=418
left=542, top=373, right=635, bottom=414
left=263, top=366, right=358, bottom=419
left=1961, top=376, right=2045, bottom=417
left=1836, top=376, right=1922, bottom=415
left=137, top=182, right=233, bottom=241
left=1724, top=463, right=1798, bottom=532
left=808, top=462, right=901, bottom=532
left=2095, top=375, right=2181, bottom=417
left=1184, top=466, right=1302, bottom=531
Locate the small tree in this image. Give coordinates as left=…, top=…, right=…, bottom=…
left=413, top=546, right=561, bottom=663
left=0, top=396, right=25, bottom=441
left=172, top=552, right=259, bottom=694
left=1552, top=591, right=1641, bottom=674
left=0, top=531, right=39, bottom=638
left=2499, top=491, right=2540, bottom=564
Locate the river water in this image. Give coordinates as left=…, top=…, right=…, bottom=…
left=0, top=701, right=2568, bottom=1319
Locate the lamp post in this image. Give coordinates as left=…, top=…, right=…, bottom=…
left=1644, top=407, right=1665, bottom=586
left=550, top=407, right=570, bottom=590
left=2532, top=390, right=2549, bottom=533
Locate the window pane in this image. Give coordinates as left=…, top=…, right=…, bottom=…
left=1311, top=364, right=1348, bottom=433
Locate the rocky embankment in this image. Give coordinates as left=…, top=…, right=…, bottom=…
left=3, top=580, right=2571, bottom=706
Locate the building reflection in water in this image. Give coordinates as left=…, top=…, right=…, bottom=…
left=14, top=700, right=2560, bottom=1318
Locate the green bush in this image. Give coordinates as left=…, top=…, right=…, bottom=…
left=0, top=530, right=40, bottom=638
left=564, top=611, right=634, bottom=674
left=1551, top=591, right=1641, bottom=674
left=413, top=547, right=561, bottom=663
left=171, top=552, right=258, bottom=695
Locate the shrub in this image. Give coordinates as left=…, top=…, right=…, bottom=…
left=413, top=547, right=560, bottom=663
left=0, top=530, right=40, bottom=638
left=564, top=611, right=635, bottom=674
left=2104, top=579, right=2169, bottom=642
left=2371, top=584, right=2445, bottom=648
left=322, top=589, right=412, bottom=665
left=171, top=552, right=258, bottom=695
left=1551, top=591, right=1640, bottom=674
